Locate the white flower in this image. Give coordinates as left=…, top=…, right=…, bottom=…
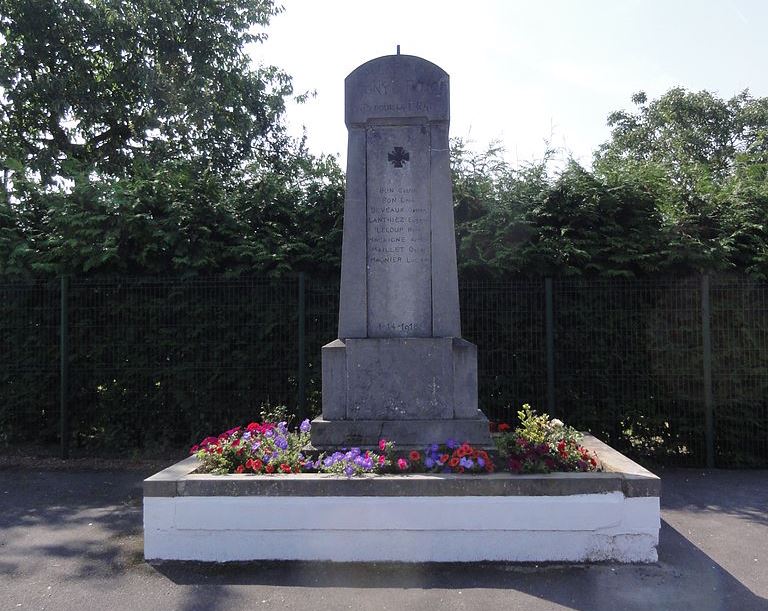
left=550, top=418, right=564, bottom=428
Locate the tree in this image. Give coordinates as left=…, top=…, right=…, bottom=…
left=594, top=88, right=768, bottom=275
left=0, top=0, right=292, bottom=189
left=451, top=139, right=549, bottom=279
left=595, top=88, right=768, bottom=190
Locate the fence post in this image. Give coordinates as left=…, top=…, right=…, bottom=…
left=297, top=272, right=306, bottom=419
left=59, top=276, right=69, bottom=459
left=701, top=274, right=715, bottom=468
left=545, top=278, right=556, bottom=417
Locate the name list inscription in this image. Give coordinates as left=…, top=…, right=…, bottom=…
left=366, top=126, right=432, bottom=338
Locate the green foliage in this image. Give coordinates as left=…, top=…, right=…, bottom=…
left=494, top=405, right=599, bottom=474
left=595, top=88, right=768, bottom=277
left=0, top=0, right=289, bottom=184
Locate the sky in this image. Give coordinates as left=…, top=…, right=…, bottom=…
left=254, top=0, right=768, bottom=169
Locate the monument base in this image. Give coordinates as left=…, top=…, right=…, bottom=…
left=310, top=413, right=492, bottom=450
left=143, top=435, right=661, bottom=563
left=317, top=336, right=492, bottom=449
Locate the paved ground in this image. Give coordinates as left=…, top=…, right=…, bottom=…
left=0, top=464, right=766, bottom=611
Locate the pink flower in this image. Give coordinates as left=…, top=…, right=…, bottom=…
left=378, top=439, right=387, bottom=451
left=397, top=458, right=408, bottom=470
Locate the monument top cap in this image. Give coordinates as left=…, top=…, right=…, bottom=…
left=345, top=54, right=450, bottom=126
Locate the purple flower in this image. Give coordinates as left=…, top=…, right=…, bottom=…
left=343, top=465, right=355, bottom=478
left=459, top=457, right=474, bottom=469
left=425, top=457, right=435, bottom=469
left=264, top=428, right=274, bottom=438
left=430, top=444, right=439, bottom=453
left=477, top=457, right=486, bottom=468
left=242, top=431, right=251, bottom=441
left=275, top=436, right=288, bottom=450
left=277, top=421, right=288, bottom=435
left=446, top=439, right=458, bottom=449
left=300, top=419, right=311, bottom=433
left=250, top=441, right=261, bottom=451
left=323, top=456, right=334, bottom=468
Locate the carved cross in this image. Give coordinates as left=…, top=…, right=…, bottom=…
left=388, top=147, right=410, bottom=168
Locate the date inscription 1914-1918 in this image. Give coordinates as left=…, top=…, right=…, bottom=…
left=387, top=147, right=410, bottom=168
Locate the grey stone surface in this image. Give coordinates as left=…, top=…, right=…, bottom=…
left=451, top=338, right=478, bottom=417
left=344, top=55, right=449, bottom=126
left=429, top=121, right=461, bottom=336
left=320, top=53, right=489, bottom=450
left=346, top=338, right=454, bottom=420
left=366, top=124, right=432, bottom=337
left=320, top=339, right=347, bottom=420
left=337, top=129, right=367, bottom=338
left=310, top=415, right=492, bottom=450
left=143, top=435, right=660, bottom=499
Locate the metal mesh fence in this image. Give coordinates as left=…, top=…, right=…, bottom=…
left=710, top=277, right=768, bottom=466
left=0, top=279, right=60, bottom=443
left=460, top=280, right=547, bottom=423
left=552, top=278, right=705, bottom=466
left=65, top=277, right=298, bottom=450
left=0, top=274, right=766, bottom=465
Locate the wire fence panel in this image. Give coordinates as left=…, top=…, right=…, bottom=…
left=66, top=277, right=297, bottom=450
left=0, top=279, right=60, bottom=443
left=710, top=277, right=768, bottom=466
left=0, top=274, right=766, bottom=466
left=552, top=278, right=705, bottom=466
left=305, top=277, right=340, bottom=417
left=461, top=280, right=547, bottom=424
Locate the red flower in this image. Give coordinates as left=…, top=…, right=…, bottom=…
left=189, top=444, right=199, bottom=454
left=448, top=457, right=460, bottom=468
left=378, top=455, right=385, bottom=465
left=251, top=459, right=263, bottom=472
left=397, top=458, right=408, bottom=470
left=246, top=422, right=261, bottom=433
left=216, top=447, right=223, bottom=454
left=409, top=450, right=421, bottom=461
left=439, top=454, right=449, bottom=464
left=265, top=464, right=275, bottom=473
left=245, top=459, right=253, bottom=469
left=498, top=423, right=511, bottom=432
left=235, top=465, right=244, bottom=474
left=378, top=439, right=387, bottom=451
left=280, top=463, right=292, bottom=473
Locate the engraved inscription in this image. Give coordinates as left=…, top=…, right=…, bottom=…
left=367, top=126, right=431, bottom=337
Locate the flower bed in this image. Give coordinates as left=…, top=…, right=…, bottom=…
left=190, top=405, right=599, bottom=477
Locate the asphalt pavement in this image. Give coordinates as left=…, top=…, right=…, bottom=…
left=0, top=463, right=766, bottom=611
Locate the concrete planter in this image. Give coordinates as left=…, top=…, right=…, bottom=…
left=143, top=435, right=660, bottom=563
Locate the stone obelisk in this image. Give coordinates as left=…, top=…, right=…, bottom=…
left=311, top=52, right=492, bottom=448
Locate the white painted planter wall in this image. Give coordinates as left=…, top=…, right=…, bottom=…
left=144, top=492, right=659, bottom=562
left=143, top=436, right=661, bottom=563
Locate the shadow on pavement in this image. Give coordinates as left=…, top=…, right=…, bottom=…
left=152, top=519, right=767, bottom=611
left=660, top=468, right=768, bottom=527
